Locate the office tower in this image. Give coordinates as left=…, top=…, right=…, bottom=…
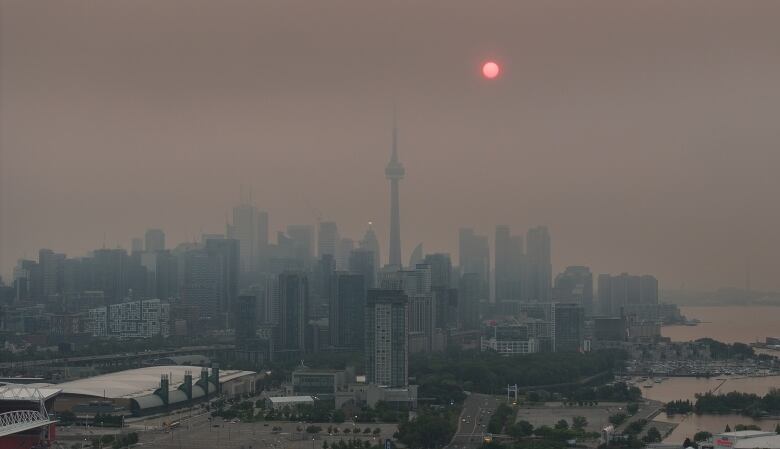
left=227, top=201, right=258, bottom=274
left=13, top=259, right=37, bottom=301
left=458, top=272, right=481, bottom=330
left=317, top=221, right=339, bottom=259
left=494, top=226, right=524, bottom=302
left=459, top=228, right=490, bottom=301
left=597, top=274, right=613, bottom=315
left=93, top=248, right=129, bottom=303
left=365, top=289, right=408, bottom=387
left=336, top=238, right=354, bottom=271
left=38, top=249, right=65, bottom=300
left=598, top=273, right=659, bottom=316
left=312, top=254, right=336, bottom=317
left=286, top=225, right=315, bottom=267
left=554, top=303, right=585, bottom=352
left=526, top=226, right=552, bottom=302
left=408, top=243, right=423, bottom=268
left=153, top=250, right=178, bottom=301
left=553, top=266, right=594, bottom=314
left=257, top=210, right=270, bottom=272
left=234, top=295, right=257, bottom=342
left=385, top=113, right=405, bottom=269
left=423, top=253, right=452, bottom=289
left=433, top=287, right=459, bottom=330
left=131, top=238, right=144, bottom=253
left=640, top=275, right=659, bottom=305
left=144, top=228, right=166, bottom=252
left=264, top=276, right=280, bottom=325
left=180, top=248, right=219, bottom=320
left=329, top=272, right=366, bottom=349
left=349, top=249, right=376, bottom=290
left=204, top=238, right=240, bottom=326
left=275, top=272, right=309, bottom=357
left=359, top=223, right=381, bottom=275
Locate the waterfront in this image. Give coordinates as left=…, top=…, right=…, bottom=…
left=662, top=306, right=780, bottom=344
left=636, top=375, right=780, bottom=444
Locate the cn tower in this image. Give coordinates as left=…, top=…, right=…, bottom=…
left=385, top=111, right=405, bottom=268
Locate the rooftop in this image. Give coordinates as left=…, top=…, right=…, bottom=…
left=734, top=435, right=780, bottom=449
left=268, top=396, right=314, bottom=403
left=50, top=366, right=255, bottom=399
left=718, top=431, right=777, bottom=438
left=0, top=384, right=61, bottom=402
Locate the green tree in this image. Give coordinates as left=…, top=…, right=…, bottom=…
left=694, top=431, right=712, bottom=442
left=508, top=420, right=534, bottom=439
left=333, top=410, right=346, bottom=423
left=644, top=427, right=662, bottom=443
left=626, top=403, right=639, bottom=415
left=609, top=413, right=627, bottom=426
left=554, top=419, right=569, bottom=430
left=572, top=416, right=587, bottom=431
left=725, top=424, right=731, bottom=432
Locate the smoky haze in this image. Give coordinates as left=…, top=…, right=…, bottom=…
left=2, top=0, right=780, bottom=291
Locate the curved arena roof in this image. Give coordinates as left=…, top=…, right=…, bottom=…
left=51, top=366, right=255, bottom=399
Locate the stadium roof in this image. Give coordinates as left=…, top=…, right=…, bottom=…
left=268, top=396, right=314, bottom=404
left=50, top=366, right=255, bottom=399
left=0, top=384, right=61, bottom=401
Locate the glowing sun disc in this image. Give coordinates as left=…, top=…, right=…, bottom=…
left=482, top=61, right=500, bottom=79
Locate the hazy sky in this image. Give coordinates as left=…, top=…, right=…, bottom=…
left=3, top=1, right=780, bottom=291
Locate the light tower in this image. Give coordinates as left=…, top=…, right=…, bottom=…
left=385, top=110, right=405, bottom=268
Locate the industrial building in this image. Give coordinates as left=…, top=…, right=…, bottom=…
left=48, top=365, right=261, bottom=416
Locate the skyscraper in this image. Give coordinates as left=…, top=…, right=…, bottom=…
left=553, top=266, right=594, bottom=314
left=144, top=228, right=166, bottom=252
left=317, top=221, right=339, bottom=259
left=205, top=238, right=240, bottom=326
left=526, top=226, right=552, bottom=302
left=227, top=202, right=258, bottom=274
left=554, top=303, right=585, bottom=352
left=275, top=272, right=309, bottom=358
left=385, top=113, right=405, bottom=268
left=423, top=253, right=452, bottom=289
left=349, top=249, right=376, bottom=290
left=365, top=289, right=408, bottom=387
left=286, top=225, right=315, bottom=267
left=329, top=272, right=366, bottom=350
left=359, top=223, right=381, bottom=275
left=494, top=226, right=524, bottom=302
left=459, top=228, right=490, bottom=301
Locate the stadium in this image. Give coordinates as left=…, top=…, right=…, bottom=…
left=49, top=365, right=261, bottom=416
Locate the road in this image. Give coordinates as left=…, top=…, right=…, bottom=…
left=446, top=393, right=502, bottom=449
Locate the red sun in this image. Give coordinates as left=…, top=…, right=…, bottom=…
left=482, top=61, right=500, bottom=79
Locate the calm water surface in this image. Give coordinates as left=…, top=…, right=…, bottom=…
left=640, top=375, right=780, bottom=443
left=662, top=306, right=780, bottom=344
left=651, top=308, right=780, bottom=443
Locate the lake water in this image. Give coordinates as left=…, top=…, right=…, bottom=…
left=654, top=306, right=780, bottom=443
left=662, top=306, right=780, bottom=344
left=638, top=372, right=780, bottom=443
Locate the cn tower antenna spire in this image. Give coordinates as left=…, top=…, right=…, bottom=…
left=385, top=106, right=405, bottom=268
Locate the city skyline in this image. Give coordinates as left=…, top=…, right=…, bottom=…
left=5, top=1, right=780, bottom=291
